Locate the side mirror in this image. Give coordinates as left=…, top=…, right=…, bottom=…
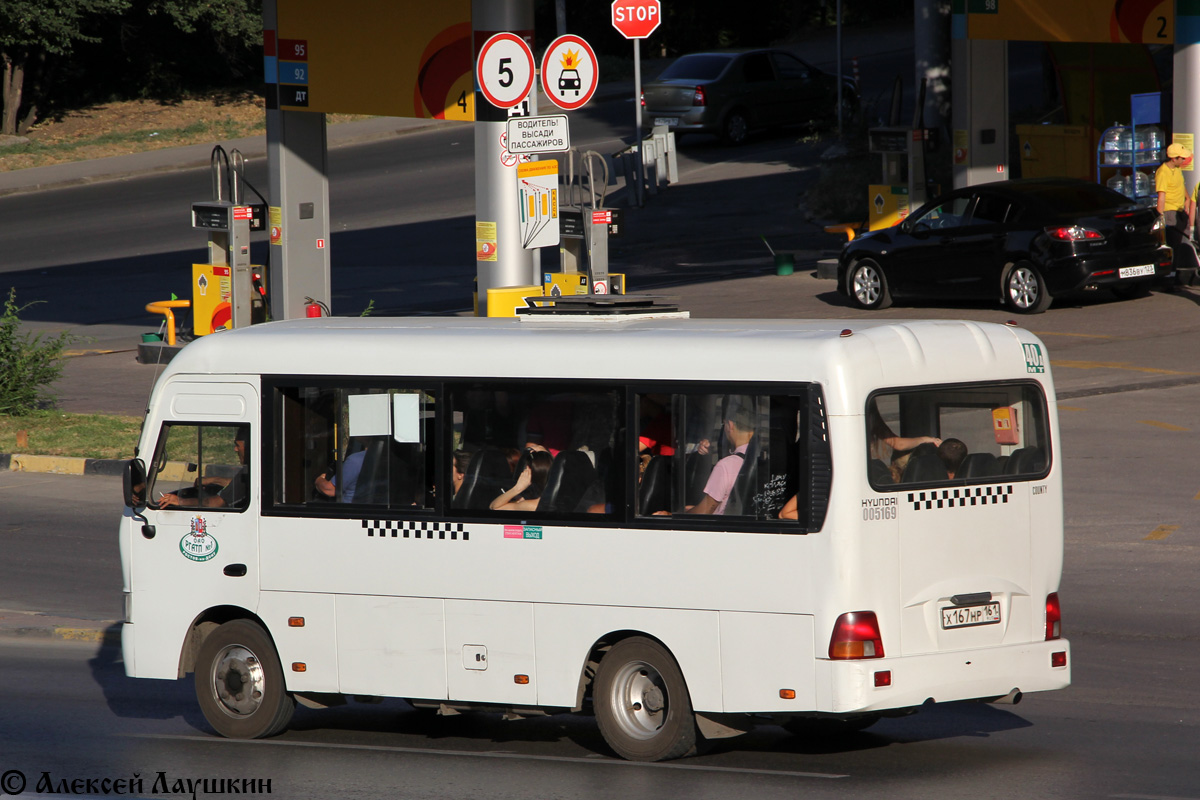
left=123, top=458, right=147, bottom=510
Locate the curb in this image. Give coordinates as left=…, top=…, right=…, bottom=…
left=1, top=453, right=127, bottom=476
left=0, top=614, right=122, bottom=648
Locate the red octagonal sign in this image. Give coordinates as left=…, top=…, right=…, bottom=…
left=612, top=0, right=661, bottom=40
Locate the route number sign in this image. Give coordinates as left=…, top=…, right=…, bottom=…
left=477, top=32, right=535, bottom=109
left=611, top=0, right=662, bottom=39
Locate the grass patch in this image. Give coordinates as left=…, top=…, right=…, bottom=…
left=0, top=412, right=143, bottom=460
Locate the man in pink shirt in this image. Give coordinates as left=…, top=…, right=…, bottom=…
left=687, top=406, right=754, bottom=515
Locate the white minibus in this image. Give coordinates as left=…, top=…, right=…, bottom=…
left=120, top=316, right=1069, bottom=761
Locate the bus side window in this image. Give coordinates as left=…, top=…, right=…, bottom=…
left=635, top=392, right=802, bottom=523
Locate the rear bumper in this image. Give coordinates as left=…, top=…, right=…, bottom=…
left=642, top=107, right=715, bottom=135
left=1045, top=246, right=1173, bottom=294
left=815, top=639, right=1071, bottom=714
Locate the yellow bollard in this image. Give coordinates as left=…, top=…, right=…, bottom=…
left=145, top=300, right=191, bottom=346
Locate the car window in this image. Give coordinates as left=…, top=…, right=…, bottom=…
left=742, top=53, right=775, bottom=83
left=915, top=196, right=973, bottom=230
left=770, top=52, right=809, bottom=80
left=970, top=194, right=1010, bottom=225
left=656, top=54, right=733, bottom=81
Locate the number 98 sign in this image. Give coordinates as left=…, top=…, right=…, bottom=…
left=476, top=32, right=535, bottom=109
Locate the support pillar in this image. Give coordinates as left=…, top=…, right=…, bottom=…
left=1174, top=6, right=1200, bottom=201
left=263, top=0, right=331, bottom=321
left=951, top=36, right=1008, bottom=189
left=473, top=0, right=536, bottom=316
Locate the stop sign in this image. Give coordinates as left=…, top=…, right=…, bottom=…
left=611, top=0, right=661, bottom=39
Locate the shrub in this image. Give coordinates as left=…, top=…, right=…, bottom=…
left=0, top=288, right=76, bottom=416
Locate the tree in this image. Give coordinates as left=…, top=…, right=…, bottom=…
left=0, top=0, right=129, bottom=136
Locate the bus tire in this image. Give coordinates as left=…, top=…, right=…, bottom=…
left=593, top=637, right=697, bottom=761
left=195, top=619, right=295, bottom=739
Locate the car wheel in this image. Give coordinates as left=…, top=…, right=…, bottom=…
left=847, top=259, right=892, bottom=310
left=1004, top=262, right=1052, bottom=314
left=1112, top=282, right=1151, bottom=300
left=721, top=109, right=750, bottom=145
left=594, top=637, right=697, bottom=761
left=195, top=619, right=295, bottom=739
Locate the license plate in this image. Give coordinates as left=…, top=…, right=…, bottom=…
left=1119, top=264, right=1155, bottom=279
left=941, top=602, right=1001, bottom=629
left=654, top=117, right=679, bottom=127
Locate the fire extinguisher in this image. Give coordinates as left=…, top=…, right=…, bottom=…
left=303, top=297, right=330, bottom=318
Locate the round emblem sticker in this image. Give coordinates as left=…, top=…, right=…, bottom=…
left=180, top=516, right=219, bottom=562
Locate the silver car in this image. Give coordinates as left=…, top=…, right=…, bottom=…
left=640, top=49, right=856, bottom=145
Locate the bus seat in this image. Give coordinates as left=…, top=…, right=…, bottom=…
left=901, top=453, right=949, bottom=483
left=453, top=446, right=512, bottom=510
left=638, top=455, right=672, bottom=515
left=1004, top=447, right=1044, bottom=475
left=868, top=458, right=893, bottom=484
left=958, top=452, right=999, bottom=478
left=537, top=450, right=597, bottom=513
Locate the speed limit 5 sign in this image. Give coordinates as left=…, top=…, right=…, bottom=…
left=477, top=32, right=535, bottom=109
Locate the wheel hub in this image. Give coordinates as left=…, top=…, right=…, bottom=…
left=211, top=645, right=265, bottom=717
left=610, top=661, right=668, bottom=740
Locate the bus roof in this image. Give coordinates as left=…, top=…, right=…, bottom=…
left=157, top=317, right=1053, bottom=413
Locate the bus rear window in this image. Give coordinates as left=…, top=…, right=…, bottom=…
left=868, top=383, right=1050, bottom=488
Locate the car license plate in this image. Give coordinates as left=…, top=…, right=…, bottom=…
left=654, top=117, right=679, bottom=127
left=1119, top=264, right=1155, bottom=279
left=941, top=602, right=1001, bottom=629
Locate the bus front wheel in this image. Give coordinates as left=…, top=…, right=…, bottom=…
left=195, top=619, right=295, bottom=739
left=593, top=637, right=697, bottom=761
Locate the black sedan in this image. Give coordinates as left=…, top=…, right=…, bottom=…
left=837, top=178, right=1174, bottom=314
left=641, top=49, right=857, bottom=145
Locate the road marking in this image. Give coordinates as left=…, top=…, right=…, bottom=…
left=1111, top=794, right=1200, bottom=800
left=1056, top=405, right=1086, bottom=412
left=1051, top=360, right=1200, bottom=378
left=1144, top=525, right=1179, bottom=541
left=1137, top=420, right=1190, bottom=432
left=123, top=733, right=848, bottom=779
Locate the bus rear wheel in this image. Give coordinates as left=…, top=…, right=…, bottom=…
left=593, top=637, right=697, bottom=761
left=195, top=619, right=295, bottom=739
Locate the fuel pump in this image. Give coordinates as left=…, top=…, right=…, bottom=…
left=553, top=150, right=624, bottom=297
left=191, top=147, right=268, bottom=335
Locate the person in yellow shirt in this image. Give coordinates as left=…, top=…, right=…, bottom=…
left=1157, top=143, right=1196, bottom=287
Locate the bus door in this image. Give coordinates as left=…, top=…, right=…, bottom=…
left=877, top=384, right=1047, bottom=656
left=136, top=383, right=261, bottom=618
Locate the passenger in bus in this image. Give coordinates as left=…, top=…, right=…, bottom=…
left=868, top=402, right=941, bottom=460
left=314, top=447, right=366, bottom=502
left=779, top=494, right=798, bottom=520
left=452, top=450, right=472, bottom=498
left=489, top=449, right=553, bottom=511
left=159, top=429, right=248, bottom=509
left=657, top=405, right=754, bottom=516
left=938, top=438, right=968, bottom=479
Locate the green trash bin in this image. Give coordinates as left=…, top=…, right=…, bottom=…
left=774, top=253, right=795, bottom=276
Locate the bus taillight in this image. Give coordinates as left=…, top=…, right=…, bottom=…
left=1045, top=593, right=1062, bottom=640
left=829, top=611, right=884, bottom=659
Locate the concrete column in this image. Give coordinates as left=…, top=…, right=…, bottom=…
left=915, top=0, right=952, bottom=192
left=1175, top=6, right=1200, bottom=201
left=263, top=0, right=331, bottom=321
left=951, top=37, right=1008, bottom=189
left=473, top=0, right=536, bottom=316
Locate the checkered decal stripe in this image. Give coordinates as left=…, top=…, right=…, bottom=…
left=907, top=485, right=1013, bottom=511
left=363, top=519, right=470, bottom=541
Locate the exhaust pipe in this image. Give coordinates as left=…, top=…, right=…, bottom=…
left=991, top=688, right=1023, bottom=705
